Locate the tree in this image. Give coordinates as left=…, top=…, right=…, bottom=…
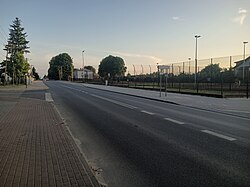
left=98, top=55, right=126, bottom=78
left=199, top=63, right=222, bottom=82
left=84, top=66, right=96, bottom=74
left=0, top=17, right=30, bottom=84
left=48, top=53, right=73, bottom=80
left=7, top=17, right=30, bottom=54
left=32, top=67, right=40, bottom=80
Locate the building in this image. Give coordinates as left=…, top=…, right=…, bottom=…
left=233, top=56, right=250, bottom=79
left=73, top=68, right=93, bottom=80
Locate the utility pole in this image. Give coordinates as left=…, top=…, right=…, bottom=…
left=4, top=45, right=8, bottom=86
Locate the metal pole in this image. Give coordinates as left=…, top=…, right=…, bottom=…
left=157, top=63, right=159, bottom=87
left=165, top=71, right=168, bottom=96
left=243, top=42, right=248, bottom=82
left=182, top=62, right=185, bottom=74
left=4, top=46, right=9, bottom=86
left=195, top=35, right=201, bottom=89
left=133, top=64, right=136, bottom=75
left=179, top=66, right=181, bottom=92
left=159, top=72, right=162, bottom=97
left=188, top=58, right=191, bottom=75
left=82, top=50, right=85, bottom=82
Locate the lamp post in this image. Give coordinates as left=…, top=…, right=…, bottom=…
left=243, top=42, right=248, bottom=82
left=194, top=35, right=201, bottom=90
left=188, top=58, right=191, bottom=75
left=82, top=50, right=85, bottom=82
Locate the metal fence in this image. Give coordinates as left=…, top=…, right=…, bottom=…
left=105, top=54, right=250, bottom=98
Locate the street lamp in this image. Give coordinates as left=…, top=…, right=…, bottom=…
left=188, top=58, right=191, bottom=75
left=243, top=41, right=248, bottom=81
left=194, top=35, right=201, bottom=88
left=82, top=50, right=85, bottom=82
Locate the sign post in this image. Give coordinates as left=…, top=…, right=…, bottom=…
left=157, top=65, right=170, bottom=97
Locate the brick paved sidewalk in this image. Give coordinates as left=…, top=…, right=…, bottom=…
left=0, top=98, right=100, bottom=187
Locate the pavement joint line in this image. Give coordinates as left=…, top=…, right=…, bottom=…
left=201, top=130, right=236, bottom=141
left=45, top=93, right=54, bottom=102
left=141, top=110, right=155, bottom=115
left=164, top=118, right=185, bottom=125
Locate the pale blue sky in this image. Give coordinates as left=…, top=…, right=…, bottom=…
left=0, top=0, right=249, bottom=75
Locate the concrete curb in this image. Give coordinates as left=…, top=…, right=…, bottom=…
left=83, top=84, right=250, bottom=120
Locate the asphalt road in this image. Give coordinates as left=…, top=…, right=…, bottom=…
left=45, top=81, right=250, bottom=187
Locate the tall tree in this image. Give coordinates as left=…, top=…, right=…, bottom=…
left=8, top=17, right=30, bottom=54
left=0, top=17, right=30, bottom=84
left=98, top=55, right=126, bottom=78
left=48, top=53, right=73, bottom=80
left=32, top=67, right=40, bottom=80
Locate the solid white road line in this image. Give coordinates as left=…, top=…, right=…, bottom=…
left=90, top=94, right=137, bottom=110
left=164, top=118, right=185, bottom=125
left=61, top=85, right=137, bottom=109
left=201, top=130, right=236, bottom=141
left=141, top=110, right=155, bottom=115
left=45, top=93, right=54, bottom=102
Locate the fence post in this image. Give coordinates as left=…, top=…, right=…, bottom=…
left=229, top=56, right=232, bottom=91
left=179, top=66, right=181, bottom=92
left=221, top=72, right=224, bottom=97
left=247, top=79, right=249, bottom=99
left=172, top=64, right=174, bottom=88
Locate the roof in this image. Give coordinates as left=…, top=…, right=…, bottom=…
left=233, top=56, right=250, bottom=69
left=73, top=68, right=92, bottom=72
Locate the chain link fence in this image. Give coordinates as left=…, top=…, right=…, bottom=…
left=104, top=54, right=250, bottom=98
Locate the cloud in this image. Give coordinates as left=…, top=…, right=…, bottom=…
left=172, top=16, right=184, bottom=21
left=232, top=8, right=248, bottom=25
left=238, top=8, right=247, bottom=14
left=172, top=16, right=180, bottom=20
left=106, top=51, right=162, bottom=64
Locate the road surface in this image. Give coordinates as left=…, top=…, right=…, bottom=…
left=45, top=81, right=250, bottom=187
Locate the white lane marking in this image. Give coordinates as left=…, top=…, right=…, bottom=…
left=201, top=130, right=236, bottom=141
left=91, top=94, right=137, bottom=110
left=61, top=84, right=137, bottom=109
left=164, top=118, right=185, bottom=125
left=61, top=85, right=89, bottom=94
left=45, top=93, right=54, bottom=102
left=223, top=109, right=250, bottom=114
left=61, top=85, right=82, bottom=92
left=141, top=110, right=155, bottom=115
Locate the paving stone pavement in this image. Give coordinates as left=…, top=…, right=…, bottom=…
left=0, top=97, right=99, bottom=187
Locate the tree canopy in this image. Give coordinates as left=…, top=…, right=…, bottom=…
left=48, top=53, right=73, bottom=80
left=199, top=63, right=222, bottom=82
left=85, top=66, right=96, bottom=74
left=32, top=67, right=40, bottom=80
left=98, top=55, right=126, bottom=78
left=0, top=17, right=30, bottom=84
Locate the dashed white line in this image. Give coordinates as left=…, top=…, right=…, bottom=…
left=45, top=93, right=54, bottom=102
left=164, top=118, right=185, bottom=125
left=141, top=110, right=155, bottom=115
left=201, top=130, right=236, bottom=141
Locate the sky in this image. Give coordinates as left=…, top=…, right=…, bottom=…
left=0, top=0, right=249, bottom=76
